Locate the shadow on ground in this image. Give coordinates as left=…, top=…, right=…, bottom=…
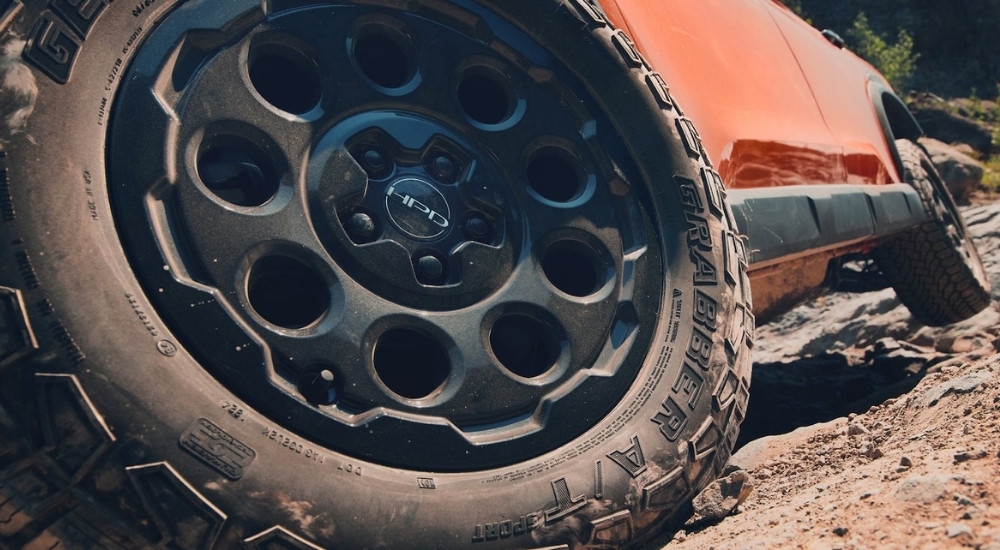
left=735, top=353, right=929, bottom=449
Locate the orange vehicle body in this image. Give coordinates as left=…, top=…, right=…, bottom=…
left=601, top=0, right=898, bottom=189
left=600, top=0, right=921, bottom=320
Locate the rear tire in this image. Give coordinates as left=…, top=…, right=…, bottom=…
left=874, top=139, right=991, bottom=326
left=0, top=1, right=752, bottom=548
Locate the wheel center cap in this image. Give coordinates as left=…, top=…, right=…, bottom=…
left=384, top=176, right=452, bottom=240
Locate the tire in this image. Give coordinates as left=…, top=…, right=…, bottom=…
left=0, top=1, right=752, bottom=548
left=873, top=139, right=991, bottom=326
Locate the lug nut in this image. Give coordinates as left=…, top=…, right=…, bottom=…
left=462, top=214, right=492, bottom=241
left=360, top=148, right=390, bottom=179
left=428, top=154, right=457, bottom=183
left=300, top=369, right=337, bottom=405
left=345, top=211, right=377, bottom=243
left=415, top=254, right=445, bottom=284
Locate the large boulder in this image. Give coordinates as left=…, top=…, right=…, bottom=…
left=908, top=93, right=995, bottom=156
left=918, top=137, right=984, bottom=205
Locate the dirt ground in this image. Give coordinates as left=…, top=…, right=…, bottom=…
left=650, top=200, right=1000, bottom=550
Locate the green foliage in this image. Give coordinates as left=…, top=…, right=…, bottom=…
left=781, top=0, right=812, bottom=25
left=968, top=88, right=986, bottom=120
left=782, top=0, right=805, bottom=16
left=986, top=94, right=1000, bottom=193
left=845, top=12, right=920, bottom=93
left=995, top=86, right=1000, bottom=125
left=796, top=0, right=1000, bottom=98
left=982, top=155, right=1000, bottom=194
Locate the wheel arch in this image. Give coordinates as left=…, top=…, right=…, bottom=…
left=869, top=79, right=923, bottom=180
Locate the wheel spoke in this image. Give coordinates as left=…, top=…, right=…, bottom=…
left=496, top=259, right=621, bottom=369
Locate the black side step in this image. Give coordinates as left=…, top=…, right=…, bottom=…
left=728, top=183, right=928, bottom=268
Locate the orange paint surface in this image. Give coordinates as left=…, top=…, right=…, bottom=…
left=601, top=0, right=899, bottom=188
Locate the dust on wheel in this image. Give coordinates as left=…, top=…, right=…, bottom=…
left=0, top=1, right=751, bottom=548
left=874, top=139, right=991, bottom=326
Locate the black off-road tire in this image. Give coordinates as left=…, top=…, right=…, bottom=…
left=0, top=1, right=752, bottom=548
left=874, top=139, right=991, bottom=326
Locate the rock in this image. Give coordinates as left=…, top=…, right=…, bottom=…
left=922, top=370, right=991, bottom=406
left=871, top=337, right=901, bottom=354
left=895, top=474, right=951, bottom=504
left=692, top=469, right=755, bottom=520
left=918, top=137, right=984, bottom=205
left=928, top=355, right=973, bottom=373
left=847, top=423, right=869, bottom=436
left=908, top=95, right=995, bottom=155
left=953, top=143, right=978, bottom=157
left=0, top=41, right=39, bottom=142
left=729, top=418, right=846, bottom=472
left=953, top=448, right=990, bottom=463
left=865, top=345, right=930, bottom=363
left=947, top=523, right=974, bottom=538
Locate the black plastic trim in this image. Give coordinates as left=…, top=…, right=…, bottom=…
left=870, top=81, right=923, bottom=179
left=729, top=183, right=928, bottom=267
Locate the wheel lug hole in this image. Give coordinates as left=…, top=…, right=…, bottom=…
left=298, top=368, right=337, bottom=405
left=427, top=154, right=458, bottom=183
left=414, top=253, right=446, bottom=285
left=345, top=211, right=378, bottom=243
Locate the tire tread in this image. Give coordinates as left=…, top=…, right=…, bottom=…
left=873, top=139, right=991, bottom=326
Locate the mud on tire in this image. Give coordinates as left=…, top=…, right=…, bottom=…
left=874, top=139, right=991, bottom=327
left=0, top=1, right=752, bottom=548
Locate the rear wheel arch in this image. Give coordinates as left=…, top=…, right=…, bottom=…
left=869, top=80, right=923, bottom=178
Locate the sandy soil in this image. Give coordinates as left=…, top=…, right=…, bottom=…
left=649, top=200, right=1000, bottom=549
